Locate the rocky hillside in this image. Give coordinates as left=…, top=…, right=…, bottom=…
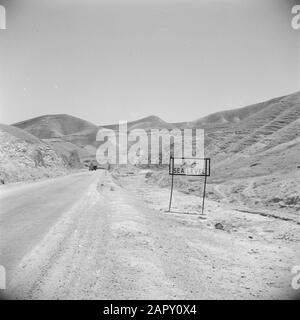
left=6, top=91, right=300, bottom=211
left=13, top=114, right=99, bottom=163
left=104, top=115, right=175, bottom=131
left=145, top=91, right=300, bottom=213
left=0, top=124, right=81, bottom=184
left=200, top=92, right=300, bottom=177
left=14, top=114, right=98, bottom=139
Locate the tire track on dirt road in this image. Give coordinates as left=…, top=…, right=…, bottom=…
left=2, top=170, right=299, bottom=299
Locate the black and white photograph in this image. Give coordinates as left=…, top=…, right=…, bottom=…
left=0, top=0, right=300, bottom=304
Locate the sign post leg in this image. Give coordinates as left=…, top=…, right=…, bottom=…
left=168, top=173, right=174, bottom=212
left=201, top=174, right=207, bottom=215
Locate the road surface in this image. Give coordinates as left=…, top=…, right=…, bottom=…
left=0, top=170, right=298, bottom=299
left=0, top=172, right=99, bottom=273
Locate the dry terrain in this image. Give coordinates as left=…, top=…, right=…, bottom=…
left=0, top=124, right=73, bottom=184
left=0, top=170, right=299, bottom=300
left=1, top=91, right=299, bottom=299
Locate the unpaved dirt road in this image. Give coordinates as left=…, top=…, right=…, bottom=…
left=0, top=170, right=299, bottom=299
left=0, top=172, right=99, bottom=273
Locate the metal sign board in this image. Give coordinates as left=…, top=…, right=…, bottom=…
left=169, top=157, right=210, bottom=176
left=168, top=157, right=211, bottom=214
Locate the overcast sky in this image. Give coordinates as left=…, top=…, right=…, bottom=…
left=0, top=0, right=299, bottom=125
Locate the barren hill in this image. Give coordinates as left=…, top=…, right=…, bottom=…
left=7, top=91, right=300, bottom=194
left=144, top=91, right=300, bottom=213
left=10, top=92, right=300, bottom=166
left=204, top=92, right=300, bottom=156
left=0, top=124, right=70, bottom=183
left=0, top=123, right=41, bottom=144
left=103, top=115, right=175, bottom=131
left=13, top=114, right=98, bottom=139
left=13, top=114, right=99, bottom=162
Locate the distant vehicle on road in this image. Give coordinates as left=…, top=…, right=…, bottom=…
left=84, top=160, right=109, bottom=171
left=89, top=162, right=98, bottom=171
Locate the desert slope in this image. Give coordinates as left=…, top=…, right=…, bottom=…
left=205, top=91, right=300, bottom=159
left=144, top=92, right=300, bottom=214
left=0, top=124, right=79, bottom=184
left=6, top=91, right=300, bottom=208
left=13, top=114, right=98, bottom=139
left=103, top=115, right=175, bottom=131
left=13, top=114, right=99, bottom=163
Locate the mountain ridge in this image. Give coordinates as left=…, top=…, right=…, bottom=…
left=10, top=91, right=300, bottom=171
left=12, top=91, right=300, bottom=134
